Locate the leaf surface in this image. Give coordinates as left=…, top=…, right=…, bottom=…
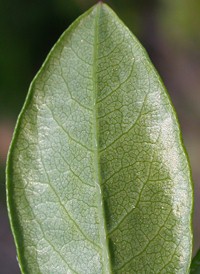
left=7, top=3, right=193, bottom=274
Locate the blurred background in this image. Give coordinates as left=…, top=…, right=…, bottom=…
left=0, top=0, right=200, bottom=273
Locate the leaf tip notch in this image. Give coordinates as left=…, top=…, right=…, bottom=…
left=97, top=0, right=104, bottom=5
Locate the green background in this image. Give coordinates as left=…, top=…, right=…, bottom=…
left=1, top=0, right=200, bottom=273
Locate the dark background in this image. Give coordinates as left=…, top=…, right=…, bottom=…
left=1, top=0, right=200, bottom=273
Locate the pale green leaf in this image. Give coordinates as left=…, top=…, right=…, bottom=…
left=7, top=3, right=193, bottom=274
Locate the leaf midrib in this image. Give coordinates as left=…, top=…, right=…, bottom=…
left=92, top=4, right=112, bottom=274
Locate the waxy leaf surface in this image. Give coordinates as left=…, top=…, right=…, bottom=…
left=7, top=3, right=193, bottom=274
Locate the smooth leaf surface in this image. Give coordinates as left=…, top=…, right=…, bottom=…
left=190, top=250, right=200, bottom=273
left=7, top=3, right=193, bottom=274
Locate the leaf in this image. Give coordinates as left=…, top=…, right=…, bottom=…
left=7, top=3, right=193, bottom=274
left=190, top=249, right=200, bottom=273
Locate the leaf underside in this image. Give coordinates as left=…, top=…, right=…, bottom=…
left=7, top=3, right=192, bottom=274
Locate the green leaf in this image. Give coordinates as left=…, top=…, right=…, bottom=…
left=190, top=249, right=200, bottom=273
left=7, top=3, right=193, bottom=273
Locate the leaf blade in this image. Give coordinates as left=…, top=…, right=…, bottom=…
left=7, top=3, right=193, bottom=274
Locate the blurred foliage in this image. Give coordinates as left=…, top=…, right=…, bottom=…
left=0, top=0, right=81, bottom=116
left=159, top=0, right=200, bottom=49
